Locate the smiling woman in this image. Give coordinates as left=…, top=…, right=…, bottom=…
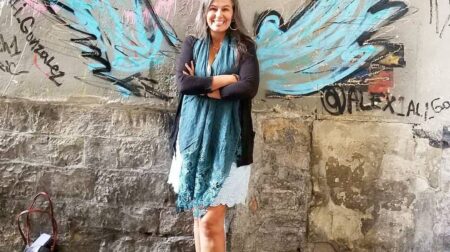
left=206, top=1, right=234, bottom=33
left=167, top=0, right=259, bottom=251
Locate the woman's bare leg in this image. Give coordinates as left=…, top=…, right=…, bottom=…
left=194, top=218, right=201, bottom=252
left=199, top=205, right=227, bottom=252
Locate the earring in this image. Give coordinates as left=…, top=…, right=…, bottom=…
left=229, top=21, right=238, bottom=31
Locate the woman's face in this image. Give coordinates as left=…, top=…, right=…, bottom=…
left=206, top=0, right=234, bottom=34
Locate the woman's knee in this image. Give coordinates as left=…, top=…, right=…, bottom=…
left=199, top=206, right=226, bottom=237
left=199, top=218, right=223, bottom=237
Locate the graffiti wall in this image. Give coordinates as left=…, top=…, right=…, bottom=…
left=248, top=1, right=447, bottom=120
left=255, top=0, right=407, bottom=96
left=1, top=0, right=448, bottom=122
left=1, top=0, right=450, bottom=250
left=0, top=0, right=448, bottom=155
left=249, top=0, right=449, bottom=146
left=0, top=0, right=179, bottom=100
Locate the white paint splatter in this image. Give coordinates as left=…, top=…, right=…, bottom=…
left=121, top=1, right=176, bottom=26
left=0, top=0, right=6, bottom=17
left=122, top=9, right=152, bottom=25
left=153, top=0, right=176, bottom=21
left=22, top=0, right=61, bottom=17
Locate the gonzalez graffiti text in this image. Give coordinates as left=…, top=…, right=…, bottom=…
left=9, top=0, right=64, bottom=85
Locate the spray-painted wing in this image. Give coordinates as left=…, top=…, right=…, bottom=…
left=255, top=0, right=408, bottom=95
left=40, top=0, right=179, bottom=97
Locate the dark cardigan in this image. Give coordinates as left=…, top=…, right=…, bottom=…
left=169, top=35, right=260, bottom=166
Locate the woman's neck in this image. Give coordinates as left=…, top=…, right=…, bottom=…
left=210, top=31, right=226, bottom=45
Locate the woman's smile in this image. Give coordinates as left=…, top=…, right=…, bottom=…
left=207, top=0, right=234, bottom=33
left=213, top=20, right=225, bottom=25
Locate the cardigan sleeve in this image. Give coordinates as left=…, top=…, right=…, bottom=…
left=219, top=42, right=259, bottom=100
left=176, top=36, right=213, bottom=95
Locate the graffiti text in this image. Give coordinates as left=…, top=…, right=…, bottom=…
left=9, top=0, right=65, bottom=85
left=0, top=33, right=28, bottom=76
left=321, top=86, right=447, bottom=121
left=0, top=33, right=21, bottom=57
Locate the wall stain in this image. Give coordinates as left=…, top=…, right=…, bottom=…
left=324, top=156, right=415, bottom=234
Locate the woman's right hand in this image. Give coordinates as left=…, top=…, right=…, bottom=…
left=183, top=61, right=195, bottom=76
left=207, top=90, right=221, bottom=99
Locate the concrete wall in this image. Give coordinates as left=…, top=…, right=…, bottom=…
left=1, top=0, right=449, bottom=251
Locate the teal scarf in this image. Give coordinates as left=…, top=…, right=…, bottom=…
left=177, top=34, right=241, bottom=218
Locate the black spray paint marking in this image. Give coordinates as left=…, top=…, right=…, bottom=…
left=321, top=86, right=386, bottom=116
left=430, top=0, right=450, bottom=37
left=0, top=33, right=21, bottom=57
left=321, top=86, right=447, bottom=121
left=439, top=13, right=450, bottom=37
left=38, top=0, right=178, bottom=98
left=430, top=0, right=433, bottom=24
left=0, top=33, right=29, bottom=76
left=430, top=97, right=450, bottom=116
left=435, top=0, right=440, bottom=34
left=0, top=60, right=29, bottom=76
left=8, top=0, right=65, bottom=86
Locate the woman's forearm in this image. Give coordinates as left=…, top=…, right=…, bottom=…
left=211, top=75, right=237, bottom=90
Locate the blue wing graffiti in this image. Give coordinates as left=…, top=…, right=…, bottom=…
left=40, top=0, right=180, bottom=98
left=255, top=0, right=408, bottom=95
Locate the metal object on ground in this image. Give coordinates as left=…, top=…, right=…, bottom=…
left=16, top=192, right=58, bottom=252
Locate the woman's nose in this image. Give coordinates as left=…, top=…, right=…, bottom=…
left=216, top=8, right=223, bottom=17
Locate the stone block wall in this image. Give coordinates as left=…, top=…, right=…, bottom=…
left=1, top=97, right=449, bottom=251
left=0, top=98, right=195, bottom=251
left=2, top=97, right=450, bottom=251
left=307, top=120, right=449, bottom=252
left=229, top=116, right=312, bottom=252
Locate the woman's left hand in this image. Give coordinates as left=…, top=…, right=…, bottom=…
left=183, top=61, right=195, bottom=76
left=207, top=90, right=221, bottom=99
